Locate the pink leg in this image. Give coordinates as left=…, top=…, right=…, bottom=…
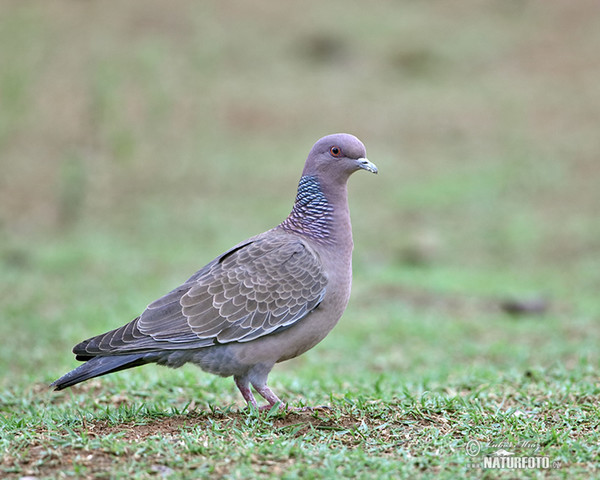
left=253, top=384, right=283, bottom=410
left=235, top=376, right=258, bottom=408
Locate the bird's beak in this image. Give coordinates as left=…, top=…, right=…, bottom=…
left=357, top=158, right=378, bottom=174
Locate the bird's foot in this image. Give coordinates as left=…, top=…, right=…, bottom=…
left=237, top=377, right=330, bottom=414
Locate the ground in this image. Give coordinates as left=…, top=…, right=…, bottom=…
left=1, top=0, right=599, bottom=478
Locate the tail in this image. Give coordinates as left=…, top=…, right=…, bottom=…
left=51, top=354, right=150, bottom=390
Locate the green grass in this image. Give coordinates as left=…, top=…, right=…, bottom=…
left=1, top=0, right=600, bottom=478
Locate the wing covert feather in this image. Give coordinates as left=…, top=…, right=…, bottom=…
left=76, top=235, right=328, bottom=354
left=75, top=235, right=327, bottom=355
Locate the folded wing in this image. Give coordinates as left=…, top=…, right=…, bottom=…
left=74, top=234, right=327, bottom=358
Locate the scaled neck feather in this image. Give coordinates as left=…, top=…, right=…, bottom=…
left=279, top=175, right=342, bottom=244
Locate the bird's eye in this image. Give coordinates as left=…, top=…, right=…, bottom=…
left=330, top=146, right=342, bottom=157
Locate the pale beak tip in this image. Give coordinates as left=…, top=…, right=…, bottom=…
left=358, top=158, right=378, bottom=174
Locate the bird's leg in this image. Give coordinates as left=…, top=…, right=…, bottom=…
left=234, top=375, right=258, bottom=408
left=253, top=383, right=283, bottom=411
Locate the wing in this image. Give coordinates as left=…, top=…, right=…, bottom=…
left=74, top=234, right=328, bottom=357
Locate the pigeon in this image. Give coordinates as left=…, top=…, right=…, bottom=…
left=51, top=133, right=377, bottom=409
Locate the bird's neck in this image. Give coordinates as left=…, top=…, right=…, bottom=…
left=279, top=175, right=352, bottom=247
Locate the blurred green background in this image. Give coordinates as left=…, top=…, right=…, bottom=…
left=1, top=0, right=599, bottom=393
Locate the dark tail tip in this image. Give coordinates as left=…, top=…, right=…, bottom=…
left=51, top=354, right=150, bottom=390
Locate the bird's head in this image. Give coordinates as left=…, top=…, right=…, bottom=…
left=302, top=133, right=378, bottom=183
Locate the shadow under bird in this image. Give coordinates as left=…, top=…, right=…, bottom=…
left=52, top=133, right=378, bottom=409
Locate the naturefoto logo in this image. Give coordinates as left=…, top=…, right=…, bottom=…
left=465, top=439, right=561, bottom=470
